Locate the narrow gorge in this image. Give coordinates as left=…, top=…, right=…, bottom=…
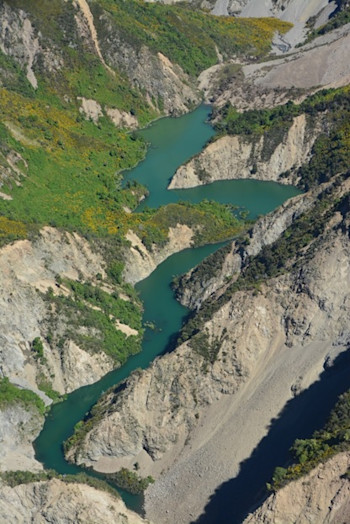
left=0, top=1, right=349, bottom=523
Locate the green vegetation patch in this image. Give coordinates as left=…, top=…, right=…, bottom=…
left=37, top=374, right=62, bottom=403
left=0, top=87, right=149, bottom=235
left=44, top=277, right=144, bottom=364
left=134, top=200, right=249, bottom=250
left=0, top=216, right=28, bottom=246
left=106, top=467, right=154, bottom=495
left=188, top=327, right=227, bottom=366
left=0, top=377, right=45, bottom=415
left=95, top=0, right=292, bottom=76
left=269, top=388, right=350, bottom=491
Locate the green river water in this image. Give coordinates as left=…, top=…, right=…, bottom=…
left=34, top=105, right=300, bottom=513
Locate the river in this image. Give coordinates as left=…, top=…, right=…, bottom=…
left=34, top=105, right=301, bottom=514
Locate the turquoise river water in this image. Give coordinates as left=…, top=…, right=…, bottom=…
left=34, top=105, right=300, bottom=514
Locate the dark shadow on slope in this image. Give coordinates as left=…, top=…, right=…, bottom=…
left=192, top=347, right=350, bottom=524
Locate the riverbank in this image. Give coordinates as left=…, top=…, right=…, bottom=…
left=33, top=105, right=299, bottom=514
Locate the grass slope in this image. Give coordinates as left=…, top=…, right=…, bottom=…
left=0, top=0, right=283, bottom=243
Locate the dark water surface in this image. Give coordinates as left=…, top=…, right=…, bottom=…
left=34, top=105, right=325, bottom=519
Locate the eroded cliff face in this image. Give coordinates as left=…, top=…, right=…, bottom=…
left=0, top=227, right=116, bottom=398
left=66, top=177, right=350, bottom=523
left=102, top=41, right=200, bottom=116
left=175, top=182, right=325, bottom=310
left=0, top=478, right=151, bottom=524
left=0, top=404, right=44, bottom=472
left=169, top=114, right=318, bottom=189
left=243, top=451, right=350, bottom=524
left=122, top=224, right=194, bottom=284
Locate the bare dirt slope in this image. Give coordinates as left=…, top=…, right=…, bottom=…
left=201, top=23, right=350, bottom=109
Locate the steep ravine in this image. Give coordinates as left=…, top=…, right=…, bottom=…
left=3, top=1, right=344, bottom=521
left=66, top=177, right=350, bottom=523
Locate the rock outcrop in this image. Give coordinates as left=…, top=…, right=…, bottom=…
left=0, top=404, right=44, bottom=472
left=169, top=114, right=318, bottom=189
left=175, top=181, right=325, bottom=309
left=122, top=224, right=194, bottom=284
left=244, top=451, right=350, bottom=524
left=101, top=35, right=200, bottom=116
left=0, top=3, right=62, bottom=89
left=66, top=177, right=350, bottom=523
left=0, top=478, right=151, bottom=524
left=0, top=148, right=27, bottom=194
left=0, top=227, right=117, bottom=398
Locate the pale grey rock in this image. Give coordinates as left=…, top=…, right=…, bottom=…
left=244, top=452, right=350, bottom=524
left=0, top=478, right=151, bottom=524
left=169, top=114, right=318, bottom=189
left=0, top=404, right=44, bottom=472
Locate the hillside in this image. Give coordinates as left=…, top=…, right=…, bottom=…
left=64, top=172, right=350, bottom=523
left=0, top=1, right=350, bottom=523
left=60, top=8, right=350, bottom=521
left=0, top=0, right=281, bottom=415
